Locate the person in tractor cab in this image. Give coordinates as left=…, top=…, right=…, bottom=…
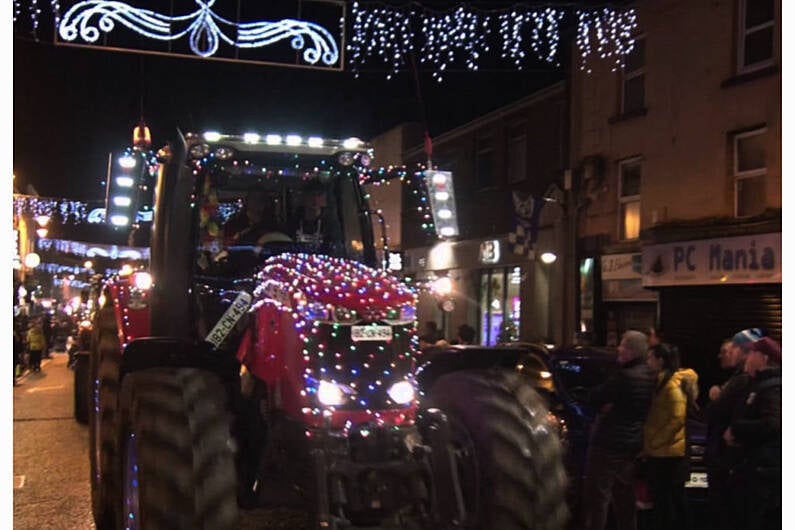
left=223, top=187, right=286, bottom=247
left=288, top=178, right=343, bottom=248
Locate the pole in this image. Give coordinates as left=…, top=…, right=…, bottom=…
left=104, top=152, right=112, bottom=221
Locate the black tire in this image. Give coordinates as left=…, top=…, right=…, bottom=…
left=74, top=353, right=90, bottom=424
left=118, top=368, right=239, bottom=530
left=89, top=307, right=122, bottom=530
left=425, top=369, right=569, bottom=530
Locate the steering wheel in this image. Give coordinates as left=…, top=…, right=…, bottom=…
left=255, top=231, right=293, bottom=246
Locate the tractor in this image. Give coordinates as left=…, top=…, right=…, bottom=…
left=83, top=130, right=569, bottom=530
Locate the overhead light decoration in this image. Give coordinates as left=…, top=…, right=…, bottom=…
left=348, top=2, right=638, bottom=81
left=55, top=0, right=340, bottom=64
left=424, top=170, right=459, bottom=238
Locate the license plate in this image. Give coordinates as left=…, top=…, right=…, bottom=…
left=684, top=472, right=708, bottom=488
left=351, top=325, right=392, bottom=342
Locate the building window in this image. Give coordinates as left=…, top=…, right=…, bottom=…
left=738, top=0, right=775, bottom=73
left=475, top=135, right=494, bottom=189
left=479, top=266, right=521, bottom=345
left=734, top=128, right=767, bottom=217
left=507, top=123, right=527, bottom=183
left=621, top=36, right=645, bottom=114
left=618, top=158, right=641, bottom=240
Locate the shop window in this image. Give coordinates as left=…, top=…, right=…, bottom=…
left=507, top=123, right=527, bottom=183
left=621, top=36, right=646, bottom=114
left=475, top=135, right=494, bottom=189
left=618, top=158, right=641, bottom=240
left=738, top=0, right=775, bottom=73
left=479, top=266, right=522, bottom=345
left=734, top=128, right=767, bottom=217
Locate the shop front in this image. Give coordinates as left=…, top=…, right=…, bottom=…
left=641, top=232, right=782, bottom=388
left=600, top=253, right=658, bottom=347
left=403, top=234, right=555, bottom=346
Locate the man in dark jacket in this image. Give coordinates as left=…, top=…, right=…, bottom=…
left=704, top=328, right=761, bottom=530
left=583, top=330, right=656, bottom=530
left=724, top=336, right=781, bottom=530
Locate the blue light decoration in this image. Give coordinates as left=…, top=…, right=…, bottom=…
left=56, top=0, right=340, bottom=64
left=348, top=2, right=639, bottom=81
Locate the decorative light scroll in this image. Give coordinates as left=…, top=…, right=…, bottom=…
left=349, top=2, right=639, bottom=81
left=57, top=0, right=340, bottom=64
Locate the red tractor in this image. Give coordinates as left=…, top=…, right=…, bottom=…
left=84, top=131, right=569, bottom=530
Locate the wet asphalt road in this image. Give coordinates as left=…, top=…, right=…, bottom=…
left=12, top=352, right=311, bottom=530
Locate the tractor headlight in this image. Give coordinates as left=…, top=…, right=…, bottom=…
left=317, top=380, right=354, bottom=407
left=387, top=380, right=415, bottom=405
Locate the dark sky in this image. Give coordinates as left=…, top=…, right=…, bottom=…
left=13, top=3, right=569, bottom=201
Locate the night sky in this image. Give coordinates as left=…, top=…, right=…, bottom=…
left=12, top=2, right=572, bottom=201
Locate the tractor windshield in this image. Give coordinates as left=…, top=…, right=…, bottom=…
left=194, top=149, right=375, bottom=278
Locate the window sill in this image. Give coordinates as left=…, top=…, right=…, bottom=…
left=721, top=65, right=779, bottom=89
left=608, top=107, right=648, bottom=124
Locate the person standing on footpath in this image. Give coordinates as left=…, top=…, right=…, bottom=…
left=583, top=330, right=656, bottom=530
left=642, top=343, right=696, bottom=530
left=25, top=317, right=46, bottom=373
left=704, top=328, right=762, bottom=530
left=723, top=336, right=781, bottom=530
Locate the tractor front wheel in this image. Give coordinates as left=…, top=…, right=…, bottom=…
left=425, top=369, right=569, bottom=530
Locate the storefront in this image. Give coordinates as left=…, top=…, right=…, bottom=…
left=641, top=232, right=782, bottom=388
left=403, top=233, right=555, bottom=346
left=600, top=253, right=658, bottom=347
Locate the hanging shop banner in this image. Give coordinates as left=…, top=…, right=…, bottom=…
left=55, top=0, right=345, bottom=70
left=642, top=233, right=781, bottom=287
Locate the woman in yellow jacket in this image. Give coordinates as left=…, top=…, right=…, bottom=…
left=643, top=343, right=696, bottom=530
left=26, top=318, right=46, bottom=373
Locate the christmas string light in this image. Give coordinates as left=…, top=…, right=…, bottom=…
left=348, top=1, right=414, bottom=80
left=56, top=0, right=340, bottom=63
left=349, top=2, right=638, bottom=80
left=576, top=8, right=638, bottom=73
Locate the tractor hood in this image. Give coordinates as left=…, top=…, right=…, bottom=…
left=253, top=253, right=416, bottom=317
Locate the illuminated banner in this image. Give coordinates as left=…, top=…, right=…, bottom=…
left=55, top=0, right=345, bottom=70
left=642, top=233, right=781, bottom=287
left=37, top=238, right=150, bottom=261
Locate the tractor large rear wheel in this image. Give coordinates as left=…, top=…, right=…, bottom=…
left=89, top=307, right=122, bottom=530
left=118, top=367, right=239, bottom=530
left=426, top=369, right=569, bottom=530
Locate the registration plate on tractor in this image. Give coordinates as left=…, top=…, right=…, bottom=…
left=684, top=472, right=708, bottom=488
left=351, top=325, right=392, bottom=342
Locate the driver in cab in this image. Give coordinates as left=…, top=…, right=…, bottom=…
left=223, top=188, right=288, bottom=248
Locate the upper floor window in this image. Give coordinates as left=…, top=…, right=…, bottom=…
left=738, top=0, right=775, bottom=73
left=475, top=135, right=494, bottom=189
left=618, top=158, right=641, bottom=240
left=621, top=36, right=646, bottom=114
left=507, top=123, right=527, bottom=184
left=734, top=127, right=767, bottom=217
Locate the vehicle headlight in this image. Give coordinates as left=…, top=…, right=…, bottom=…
left=386, top=380, right=415, bottom=405
left=317, top=380, right=354, bottom=407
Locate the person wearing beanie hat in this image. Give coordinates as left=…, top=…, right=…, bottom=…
left=731, top=328, right=764, bottom=349
left=704, top=331, right=757, bottom=530
left=722, top=336, right=781, bottom=530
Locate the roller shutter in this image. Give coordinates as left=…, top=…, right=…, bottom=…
left=658, top=284, right=781, bottom=392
